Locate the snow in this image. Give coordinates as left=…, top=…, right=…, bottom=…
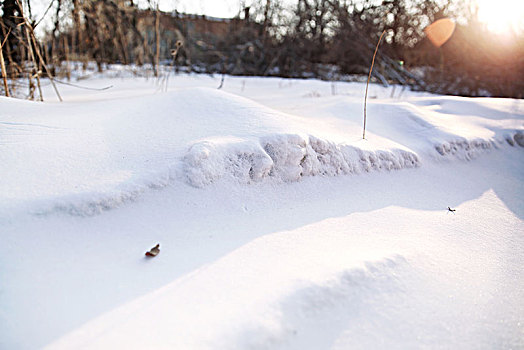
left=1, top=72, right=523, bottom=349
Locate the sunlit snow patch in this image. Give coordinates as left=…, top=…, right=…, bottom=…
left=183, top=134, right=420, bottom=187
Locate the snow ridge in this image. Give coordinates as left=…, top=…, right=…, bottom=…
left=21, top=131, right=523, bottom=217
left=183, top=134, right=420, bottom=188
left=434, top=138, right=496, bottom=160
left=433, top=131, right=524, bottom=160
left=505, top=131, right=524, bottom=148
left=26, top=169, right=175, bottom=217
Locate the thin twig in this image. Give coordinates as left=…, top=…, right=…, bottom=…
left=24, top=23, right=43, bottom=100
left=15, top=0, right=41, bottom=100
left=17, top=0, right=63, bottom=101
left=53, top=79, right=113, bottom=91
left=1, top=27, right=12, bottom=48
left=0, top=27, right=12, bottom=96
left=363, top=30, right=386, bottom=140
left=0, top=48, right=10, bottom=97
left=217, top=73, right=225, bottom=89
left=29, top=32, right=62, bottom=101
left=34, top=0, right=55, bottom=29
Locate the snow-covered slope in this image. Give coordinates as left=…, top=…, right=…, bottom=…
left=1, top=76, right=521, bottom=216
left=1, top=73, right=523, bottom=349
left=44, top=177, right=524, bottom=350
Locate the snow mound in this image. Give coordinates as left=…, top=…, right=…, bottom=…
left=183, top=134, right=420, bottom=187
left=46, top=254, right=409, bottom=350
left=228, top=255, right=408, bottom=350
left=2, top=82, right=522, bottom=216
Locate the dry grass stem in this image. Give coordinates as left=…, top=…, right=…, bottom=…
left=363, top=30, right=386, bottom=140
left=0, top=28, right=11, bottom=97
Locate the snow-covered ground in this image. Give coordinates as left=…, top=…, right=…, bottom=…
left=1, top=72, right=523, bottom=349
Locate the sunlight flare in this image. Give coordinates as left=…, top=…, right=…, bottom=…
left=476, top=0, right=524, bottom=34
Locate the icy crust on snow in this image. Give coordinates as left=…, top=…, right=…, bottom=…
left=183, top=134, right=420, bottom=188
left=505, top=131, right=524, bottom=147
left=432, top=131, right=524, bottom=161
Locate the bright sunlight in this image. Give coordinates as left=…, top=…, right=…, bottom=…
left=476, top=0, right=524, bottom=34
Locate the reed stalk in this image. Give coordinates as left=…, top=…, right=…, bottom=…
left=363, top=30, right=386, bottom=140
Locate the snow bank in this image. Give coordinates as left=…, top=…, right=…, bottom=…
left=183, top=134, right=420, bottom=187
left=1, top=78, right=522, bottom=216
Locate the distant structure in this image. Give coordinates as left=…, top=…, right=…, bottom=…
left=134, top=9, right=254, bottom=67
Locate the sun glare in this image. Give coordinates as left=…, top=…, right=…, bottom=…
left=476, top=0, right=524, bottom=34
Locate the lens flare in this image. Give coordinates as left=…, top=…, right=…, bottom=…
left=476, top=0, right=524, bottom=34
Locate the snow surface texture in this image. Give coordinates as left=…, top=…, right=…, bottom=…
left=1, top=73, right=523, bottom=350
left=1, top=76, right=522, bottom=216
left=183, top=134, right=420, bottom=187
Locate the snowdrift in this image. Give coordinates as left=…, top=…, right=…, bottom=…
left=46, top=234, right=409, bottom=350
left=183, top=134, right=420, bottom=187
left=1, top=85, right=522, bottom=216
left=1, top=75, right=523, bottom=350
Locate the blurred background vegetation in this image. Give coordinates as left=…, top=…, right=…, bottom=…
left=1, top=0, right=523, bottom=99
